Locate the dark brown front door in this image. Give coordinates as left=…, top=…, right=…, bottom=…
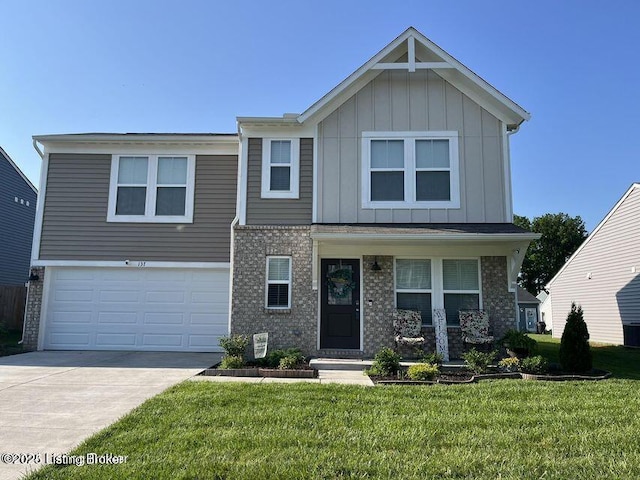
left=320, top=259, right=360, bottom=349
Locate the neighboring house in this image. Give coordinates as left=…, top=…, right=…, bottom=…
left=516, top=286, right=540, bottom=333
left=546, top=183, right=640, bottom=347
left=537, top=290, right=552, bottom=332
left=23, top=27, right=538, bottom=357
left=0, top=146, right=37, bottom=286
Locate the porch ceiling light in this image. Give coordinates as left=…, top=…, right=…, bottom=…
left=371, top=257, right=382, bottom=271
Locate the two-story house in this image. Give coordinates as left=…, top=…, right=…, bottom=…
left=23, top=28, right=537, bottom=358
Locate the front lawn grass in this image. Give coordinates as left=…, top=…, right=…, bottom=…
left=28, top=380, right=640, bottom=479
left=26, top=335, right=640, bottom=479
left=530, top=333, right=640, bottom=379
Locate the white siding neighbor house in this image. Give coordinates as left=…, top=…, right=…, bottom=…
left=546, top=183, right=640, bottom=346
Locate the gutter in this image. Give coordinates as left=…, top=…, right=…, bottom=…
left=310, top=232, right=541, bottom=242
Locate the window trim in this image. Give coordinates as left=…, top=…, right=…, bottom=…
left=442, top=258, right=482, bottom=326
left=261, top=138, right=300, bottom=199
left=393, top=257, right=482, bottom=327
left=107, top=154, right=196, bottom=223
left=394, top=258, right=433, bottom=326
left=265, top=256, right=292, bottom=309
left=361, top=131, right=460, bottom=209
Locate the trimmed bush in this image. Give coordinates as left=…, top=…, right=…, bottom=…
left=420, top=352, right=444, bottom=365
left=498, top=357, right=521, bottom=372
left=407, top=363, right=439, bottom=381
left=559, top=303, right=592, bottom=373
left=219, top=355, right=245, bottom=369
left=520, top=355, right=549, bottom=374
left=219, top=335, right=250, bottom=358
left=260, top=348, right=304, bottom=368
left=278, top=355, right=303, bottom=370
left=499, top=330, right=537, bottom=357
left=461, top=349, right=497, bottom=374
left=367, top=347, right=401, bottom=376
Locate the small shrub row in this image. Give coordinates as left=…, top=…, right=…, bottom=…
left=407, top=363, right=439, bottom=381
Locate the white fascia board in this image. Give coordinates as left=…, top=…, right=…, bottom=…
left=40, top=142, right=239, bottom=156
left=31, top=260, right=230, bottom=269
left=239, top=124, right=316, bottom=138
left=546, top=183, right=640, bottom=289
left=408, top=29, right=531, bottom=123
left=33, top=134, right=239, bottom=156
left=30, top=150, right=49, bottom=262
left=310, top=232, right=540, bottom=242
left=33, top=134, right=238, bottom=144
left=298, top=29, right=412, bottom=123
left=298, top=27, right=530, bottom=127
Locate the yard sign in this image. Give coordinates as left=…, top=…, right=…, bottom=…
left=253, top=333, right=268, bottom=359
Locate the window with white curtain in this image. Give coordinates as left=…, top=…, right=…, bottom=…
left=443, top=259, right=480, bottom=325
left=108, top=154, right=195, bottom=223
left=266, top=256, right=292, bottom=308
left=395, top=259, right=432, bottom=325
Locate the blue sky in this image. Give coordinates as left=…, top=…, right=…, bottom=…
left=2, top=0, right=639, bottom=231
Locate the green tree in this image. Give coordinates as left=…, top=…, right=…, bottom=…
left=559, top=303, right=592, bottom=373
left=514, top=213, right=588, bottom=295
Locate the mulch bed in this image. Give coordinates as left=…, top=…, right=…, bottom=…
left=201, top=363, right=317, bottom=378
left=368, top=369, right=610, bottom=385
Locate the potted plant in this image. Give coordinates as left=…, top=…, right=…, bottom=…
left=499, top=330, right=537, bottom=358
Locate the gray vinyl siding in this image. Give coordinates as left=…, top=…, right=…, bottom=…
left=39, top=153, right=237, bottom=262
left=549, top=186, right=640, bottom=345
left=0, top=155, right=37, bottom=285
left=246, top=138, right=313, bottom=225
left=317, top=69, right=506, bottom=223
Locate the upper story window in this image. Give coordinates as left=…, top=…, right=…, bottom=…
left=361, top=131, right=460, bottom=209
left=107, top=154, right=196, bottom=223
left=261, top=138, right=300, bottom=199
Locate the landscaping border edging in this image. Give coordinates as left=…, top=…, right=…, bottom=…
left=521, top=369, right=612, bottom=381
left=200, top=367, right=318, bottom=379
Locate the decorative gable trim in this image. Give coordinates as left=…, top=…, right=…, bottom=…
left=297, top=27, right=530, bottom=128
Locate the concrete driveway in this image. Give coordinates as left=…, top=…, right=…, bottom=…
left=0, top=350, right=220, bottom=480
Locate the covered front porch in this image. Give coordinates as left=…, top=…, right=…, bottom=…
left=311, top=224, right=538, bottom=359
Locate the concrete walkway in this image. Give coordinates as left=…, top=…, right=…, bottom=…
left=0, top=351, right=220, bottom=480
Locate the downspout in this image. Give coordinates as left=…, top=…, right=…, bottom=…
left=19, top=141, right=46, bottom=345
left=227, top=216, right=239, bottom=336
left=507, top=123, right=522, bottom=330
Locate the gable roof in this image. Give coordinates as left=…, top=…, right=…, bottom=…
left=0, top=146, right=37, bottom=193
left=296, top=27, right=530, bottom=129
left=546, top=183, right=640, bottom=288
left=517, top=286, right=540, bottom=304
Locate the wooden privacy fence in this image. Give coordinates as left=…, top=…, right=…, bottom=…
left=0, top=286, right=26, bottom=331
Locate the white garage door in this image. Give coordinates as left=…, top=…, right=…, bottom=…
left=43, top=267, right=229, bottom=352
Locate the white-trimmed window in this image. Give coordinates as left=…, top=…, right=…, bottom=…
left=266, top=256, right=292, bottom=309
left=443, top=259, right=481, bottom=325
left=261, top=139, right=300, bottom=199
left=107, top=154, right=195, bottom=223
left=362, top=131, right=459, bottom=209
left=395, top=259, right=432, bottom=325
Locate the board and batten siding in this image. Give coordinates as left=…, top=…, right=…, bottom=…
left=246, top=138, right=313, bottom=225
left=39, top=153, right=237, bottom=262
left=0, top=155, right=37, bottom=285
left=550, top=186, right=640, bottom=345
left=317, top=69, right=506, bottom=223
